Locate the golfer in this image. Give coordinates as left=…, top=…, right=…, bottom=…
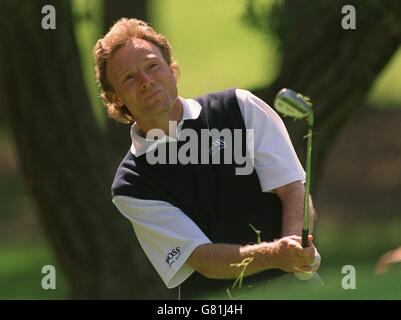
left=93, top=18, right=320, bottom=298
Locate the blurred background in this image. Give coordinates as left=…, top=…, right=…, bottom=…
left=0, top=0, right=400, bottom=299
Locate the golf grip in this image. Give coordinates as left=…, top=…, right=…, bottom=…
left=302, top=228, right=309, bottom=248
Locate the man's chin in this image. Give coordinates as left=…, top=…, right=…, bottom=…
left=146, top=102, right=171, bottom=116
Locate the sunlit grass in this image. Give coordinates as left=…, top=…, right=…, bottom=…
left=0, top=241, right=68, bottom=299
left=221, top=265, right=401, bottom=300
left=0, top=221, right=400, bottom=299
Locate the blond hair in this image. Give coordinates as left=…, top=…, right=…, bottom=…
left=93, top=18, right=176, bottom=124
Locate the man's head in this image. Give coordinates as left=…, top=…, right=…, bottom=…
left=93, top=18, right=179, bottom=124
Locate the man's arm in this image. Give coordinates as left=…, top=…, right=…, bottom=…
left=274, top=181, right=316, bottom=237
left=186, top=182, right=319, bottom=280
left=186, top=235, right=317, bottom=280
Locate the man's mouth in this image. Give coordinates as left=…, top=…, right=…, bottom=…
left=144, top=90, right=162, bottom=101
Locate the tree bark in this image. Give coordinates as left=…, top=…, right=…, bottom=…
left=249, top=0, right=401, bottom=193
left=104, top=0, right=148, bottom=30
left=0, top=0, right=173, bottom=299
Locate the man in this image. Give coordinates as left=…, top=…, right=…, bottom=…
left=93, top=18, right=320, bottom=298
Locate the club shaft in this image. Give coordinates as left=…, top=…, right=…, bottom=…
left=302, top=116, right=313, bottom=248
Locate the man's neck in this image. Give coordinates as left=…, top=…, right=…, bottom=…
left=136, top=98, right=183, bottom=138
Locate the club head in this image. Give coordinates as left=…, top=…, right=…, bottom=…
left=274, top=88, right=313, bottom=119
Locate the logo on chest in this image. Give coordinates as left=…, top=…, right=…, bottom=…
left=209, top=136, right=226, bottom=155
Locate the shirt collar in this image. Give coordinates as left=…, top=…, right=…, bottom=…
left=130, top=97, right=202, bottom=157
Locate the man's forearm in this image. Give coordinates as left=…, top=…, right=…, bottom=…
left=186, top=236, right=318, bottom=279
left=186, top=242, right=276, bottom=280
left=283, top=195, right=315, bottom=237
left=281, top=184, right=315, bottom=237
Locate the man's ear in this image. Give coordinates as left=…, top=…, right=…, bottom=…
left=106, top=90, right=124, bottom=107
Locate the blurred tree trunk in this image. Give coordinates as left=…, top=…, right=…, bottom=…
left=0, top=83, right=7, bottom=126
left=0, top=0, right=173, bottom=299
left=103, top=0, right=149, bottom=166
left=104, top=0, right=148, bottom=29
left=247, top=0, right=401, bottom=193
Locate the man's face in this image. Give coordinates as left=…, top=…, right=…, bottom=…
left=106, top=38, right=179, bottom=122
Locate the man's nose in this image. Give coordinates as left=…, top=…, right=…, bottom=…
left=139, top=71, right=154, bottom=89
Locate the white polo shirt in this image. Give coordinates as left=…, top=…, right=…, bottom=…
left=112, top=89, right=306, bottom=288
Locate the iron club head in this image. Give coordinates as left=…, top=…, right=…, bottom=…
left=274, top=88, right=313, bottom=120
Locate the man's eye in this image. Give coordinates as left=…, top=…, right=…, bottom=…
left=149, top=63, right=158, bottom=70
left=124, top=74, right=134, bottom=81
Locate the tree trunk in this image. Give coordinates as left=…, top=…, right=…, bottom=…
left=249, top=0, right=401, bottom=194
left=103, top=0, right=149, bottom=167
left=0, top=0, right=173, bottom=299
left=104, top=0, right=148, bottom=30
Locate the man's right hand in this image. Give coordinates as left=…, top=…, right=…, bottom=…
left=270, top=235, right=320, bottom=273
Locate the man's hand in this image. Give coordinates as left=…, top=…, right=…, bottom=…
left=270, top=235, right=320, bottom=273
left=375, top=246, right=401, bottom=275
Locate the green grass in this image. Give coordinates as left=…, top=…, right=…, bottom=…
left=0, top=221, right=400, bottom=299
left=203, top=264, right=401, bottom=300
left=0, top=241, right=68, bottom=299
left=196, top=264, right=401, bottom=300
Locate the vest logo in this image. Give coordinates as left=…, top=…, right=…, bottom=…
left=209, top=137, right=226, bottom=155
left=165, top=247, right=181, bottom=267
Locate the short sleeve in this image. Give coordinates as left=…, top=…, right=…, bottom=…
left=236, top=89, right=306, bottom=192
left=112, top=195, right=212, bottom=288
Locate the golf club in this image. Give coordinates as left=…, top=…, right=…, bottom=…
left=274, top=88, right=322, bottom=284
left=274, top=88, right=313, bottom=248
